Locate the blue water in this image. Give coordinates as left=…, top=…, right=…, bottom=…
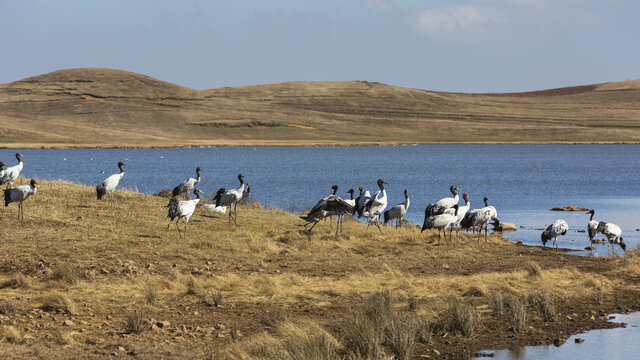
left=2, top=145, right=639, bottom=255
left=477, top=312, right=640, bottom=359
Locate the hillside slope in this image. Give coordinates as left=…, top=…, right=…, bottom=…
left=1, top=68, right=639, bottom=147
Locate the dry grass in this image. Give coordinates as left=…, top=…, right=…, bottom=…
left=525, top=260, right=543, bottom=277
left=39, top=293, right=76, bottom=314
left=0, top=180, right=637, bottom=358
left=52, top=329, right=75, bottom=345
left=0, top=299, right=16, bottom=315
left=506, top=294, right=528, bottom=332
left=0, top=273, right=32, bottom=289
left=124, top=310, right=147, bottom=334
left=2, top=68, right=640, bottom=148
left=1, top=326, right=22, bottom=343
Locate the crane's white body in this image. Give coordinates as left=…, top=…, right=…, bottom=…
left=362, top=180, right=389, bottom=233
left=167, top=188, right=203, bottom=238
left=200, top=204, right=227, bottom=214
left=423, top=213, right=457, bottom=245
left=4, top=180, right=37, bottom=220
left=383, top=190, right=410, bottom=226
left=427, top=186, right=460, bottom=216
left=1, top=154, right=23, bottom=188
left=97, top=161, right=126, bottom=206
left=597, top=221, right=625, bottom=254
left=453, top=194, right=470, bottom=229
left=173, top=167, right=201, bottom=198
left=215, top=175, right=246, bottom=226
left=541, top=219, right=569, bottom=249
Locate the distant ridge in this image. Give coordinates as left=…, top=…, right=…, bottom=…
left=1, top=68, right=639, bottom=148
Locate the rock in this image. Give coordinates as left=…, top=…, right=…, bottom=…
left=157, top=321, right=170, bottom=328
left=553, top=338, right=564, bottom=347
left=118, top=346, right=126, bottom=352
left=433, top=349, right=441, bottom=356
left=63, top=320, right=75, bottom=326
left=551, top=206, right=589, bottom=211
left=575, top=338, right=585, bottom=344
left=576, top=229, right=586, bottom=233
left=492, top=221, right=517, bottom=232
left=585, top=245, right=595, bottom=250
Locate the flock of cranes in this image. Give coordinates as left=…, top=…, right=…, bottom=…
left=0, top=152, right=630, bottom=255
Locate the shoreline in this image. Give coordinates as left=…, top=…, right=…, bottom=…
left=2, top=140, right=640, bottom=149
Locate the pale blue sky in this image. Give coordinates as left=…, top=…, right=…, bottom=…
left=1, top=0, right=638, bottom=92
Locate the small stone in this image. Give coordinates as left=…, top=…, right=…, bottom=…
left=63, top=320, right=75, bottom=326
left=157, top=321, right=170, bottom=328
left=575, top=338, right=585, bottom=344
left=106, top=315, right=112, bottom=320
left=118, top=346, right=126, bottom=352
left=433, top=349, right=440, bottom=356
left=216, top=333, right=226, bottom=338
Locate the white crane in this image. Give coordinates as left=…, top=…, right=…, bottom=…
left=4, top=179, right=37, bottom=220
left=213, top=174, right=246, bottom=226
left=300, top=186, right=354, bottom=237
left=0, top=153, right=24, bottom=189
left=172, top=167, right=201, bottom=199
left=586, top=209, right=600, bottom=247
left=167, top=188, right=204, bottom=238
left=541, top=219, right=569, bottom=250
left=96, top=161, right=126, bottom=206
left=425, top=185, right=461, bottom=217
left=597, top=221, right=626, bottom=255
left=383, top=189, right=410, bottom=227
left=355, top=187, right=372, bottom=217
left=361, top=179, right=389, bottom=234
left=422, top=204, right=459, bottom=245
left=460, top=197, right=498, bottom=242
left=452, top=192, right=470, bottom=233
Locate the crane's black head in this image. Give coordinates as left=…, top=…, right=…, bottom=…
left=30, top=179, right=37, bottom=187
left=213, top=188, right=226, bottom=201
left=463, top=192, right=469, bottom=203
left=0, top=161, right=5, bottom=169
left=347, top=188, right=354, bottom=194
left=619, top=238, right=626, bottom=251
left=450, top=185, right=460, bottom=194
left=356, top=186, right=363, bottom=191
left=404, top=189, right=408, bottom=197
left=196, top=167, right=201, bottom=173
left=16, top=152, right=23, bottom=160
left=483, top=197, right=489, bottom=206
left=246, top=182, right=251, bottom=192
left=194, top=187, right=204, bottom=195
left=237, top=174, right=245, bottom=183
left=586, top=209, right=595, bottom=215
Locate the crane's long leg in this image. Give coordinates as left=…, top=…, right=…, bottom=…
left=177, top=219, right=184, bottom=238
left=17, top=203, right=22, bottom=220
left=234, top=204, right=239, bottom=226
left=375, top=218, right=383, bottom=234
left=184, top=221, right=188, bottom=240
left=438, top=229, right=441, bottom=246
left=365, top=220, right=372, bottom=233
left=485, top=224, right=489, bottom=243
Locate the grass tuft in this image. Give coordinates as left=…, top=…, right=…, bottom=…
left=186, top=276, right=203, bottom=296
left=51, top=265, right=82, bottom=285
left=144, top=283, right=158, bottom=306
left=506, top=294, right=528, bottom=332
left=39, top=293, right=76, bottom=314
left=1, top=326, right=22, bottom=343
left=124, top=309, right=147, bottom=334
left=525, top=260, right=542, bottom=277
left=437, top=296, right=480, bottom=338
left=0, top=273, right=32, bottom=289
left=0, top=299, right=16, bottom=315
left=533, top=291, right=557, bottom=322
left=52, top=329, right=75, bottom=345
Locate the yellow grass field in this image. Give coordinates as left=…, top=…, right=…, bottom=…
left=1, top=180, right=640, bottom=358
left=1, top=69, right=640, bottom=148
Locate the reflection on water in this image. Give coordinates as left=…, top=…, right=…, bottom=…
left=480, top=312, right=640, bottom=360
left=2, top=145, right=639, bottom=255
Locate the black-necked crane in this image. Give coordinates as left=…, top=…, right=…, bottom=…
left=214, top=174, right=246, bottom=226
left=201, top=183, right=250, bottom=216
left=96, top=161, right=126, bottom=206
left=172, top=167, right=201, bottom=199
left=541, top=219, right=568, bottom=250
left=597, top=221, right=626, bottom=255
left=460, top=197, right=498, bottom=242
left=4, top=179, right=37, bottom=220
left=167, top=187, right=204, bottom=238
left=0, top=153, right=24, bottom=189
left=422, top=204, right=459, bottom=245
left=362, top=179, right=389, bottom=234
left=345, top=189, right=356, bottom=208
left=383, top=189, right=410, bottom=227
left=452, top=192, right=470, bottom=233
left=425, top=185, right=461, bottom=217
left=300, top=185, right=354, bottom=237
left=355, top=187, right=372, bottom=217
left=586, top=209, right=600, bottom=248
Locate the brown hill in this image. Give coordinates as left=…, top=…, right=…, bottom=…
left=1, top=68, right=640, bottom=147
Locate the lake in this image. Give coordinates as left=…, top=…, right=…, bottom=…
left=477, top=312, right=640, bottom=359
left=2, top=145, right=639, bottom=255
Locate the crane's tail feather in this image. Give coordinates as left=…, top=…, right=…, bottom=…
left=96, top=184, right=107, bottom=200
left=383, top=210, right=390, bottom=224
left=167, top=197, right=179, bottom=220
left=172, top=185, right=182, bottom=198
left=4, top=189, right=10, bottom=206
